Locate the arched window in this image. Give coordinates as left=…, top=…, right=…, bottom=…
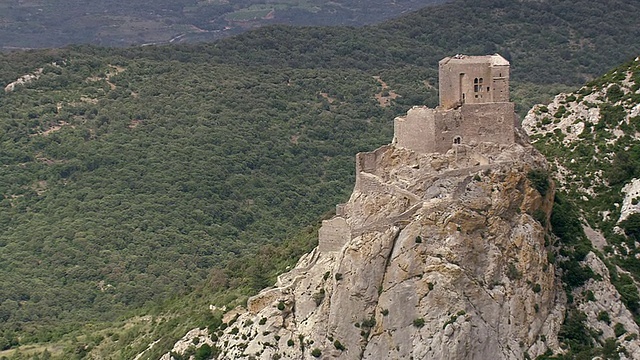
left=473, top=78, right=484, bottom=92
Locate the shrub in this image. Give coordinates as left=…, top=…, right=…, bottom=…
left=614, top=323, right=626, bottom=337
left=606, top=84, right=624, bottom=103
left=507, top=262, right=521, bottom=280
left=620, top=213, right=640, bottom=241
left=554, top=106, right=567, bottom=118
left=533, top=209, right=547, bottom=226
left=558, top=310, right=592, bottom=349
left=334, top=340, right=345, bottom=351
left=311, top=348, right=321, bottom=357
left=561, top=260, right=595, bottom=288
left=597, top=311, right=610, bottom=324
left=413, top=318, right=425, bottom=328
left=612, top=273, right=640, bottom=314
left=361, top=316, right=376, bottom=328
left=277, top=301, right=285, bottom=311
left=194, top=344, right=213, bottom=360
left=527, top=169, right=550, bottom=196
left=335, top=273, right=343, bottom=281
left=313, top=289, right=326, bottom=306
left=532, top=283, right=541, bottom=293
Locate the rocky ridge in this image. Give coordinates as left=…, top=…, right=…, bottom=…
left=522, top=56, right=640, bottom=359
left=159, top=56, right=640, bottom=357
left=522, top=56, right=640, bottom=222
left=162, top=135, right=575, bottom=359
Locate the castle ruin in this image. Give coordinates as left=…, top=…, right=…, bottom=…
left=317, top=54, right=517, bottom=253
left=394, top=54, right=516, bottom=153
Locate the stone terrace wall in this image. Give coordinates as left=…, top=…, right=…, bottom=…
left=318, top=216, right=350, bottom=252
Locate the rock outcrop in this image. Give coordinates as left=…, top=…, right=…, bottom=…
left=164, top=139, right=570, bottom=359
left=158, top=57, right=640, bottom=360
left=519, top=56, right=640, bottom=359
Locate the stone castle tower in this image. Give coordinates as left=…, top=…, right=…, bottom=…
left=394, top=54, right=516, bottom=154
left=316, top=54, right=517, bottom=253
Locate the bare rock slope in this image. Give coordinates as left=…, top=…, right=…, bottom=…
left=168, top=140, right=571, bottom=359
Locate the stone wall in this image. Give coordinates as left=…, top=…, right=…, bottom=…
left=318, top=216, right=350, bottom=252
left=393, top=102, right=515, bottom=154
left=459, top=102, right=515, bottom=145
left=439, top=55, right=510, bottom=109
left=433, top=108, right=463, bottom=153
left=393, top=106, right=436, bottom=154
left=356, top=145, right=392, bottom=175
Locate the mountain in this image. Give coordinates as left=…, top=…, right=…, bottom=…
left=1, top=0, right=640, bottom=358
left=159, top=57, right=640, bottom=360
left=522, top=57, right=640, bottom=358
left=0, top=0, right=447, bottom=49
left=166, top=137, right=569, bottom=360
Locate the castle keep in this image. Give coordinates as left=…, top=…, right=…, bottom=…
left=394, top=54, right=516, bottom=154
left=317, top=54, right=517, bottom=253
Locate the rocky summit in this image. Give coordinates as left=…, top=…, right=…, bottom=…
left=159, top=56, right=640, bottom=360
left=163, top=127, right=576, bottom=359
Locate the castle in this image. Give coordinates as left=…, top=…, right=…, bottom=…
left=317, top=54, right=517, bottom=253
left=394, top=54, right=516, bottom=153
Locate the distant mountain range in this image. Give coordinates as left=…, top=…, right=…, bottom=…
left=0, top=0, right=447, bottom=49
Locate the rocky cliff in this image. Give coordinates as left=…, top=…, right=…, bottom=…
left=519, top=56, right=640, bottom=360
left=153, top=58, right=640, bottom=360
left=161, top=134, right=578, bottom=359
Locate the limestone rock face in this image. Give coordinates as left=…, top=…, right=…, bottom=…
left=185, top=142, right=566, bottom=360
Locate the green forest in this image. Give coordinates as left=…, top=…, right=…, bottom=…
left=1, top=0, right=640, bottom=358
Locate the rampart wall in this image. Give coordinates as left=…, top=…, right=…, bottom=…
left=393, top=107, right=436, bottom=154
left=394, top=103, right=515, bottom=154
left=318, top=217, right=350, bottom=252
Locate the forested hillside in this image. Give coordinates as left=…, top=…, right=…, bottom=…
left=1, top=0, right=640, bottom=358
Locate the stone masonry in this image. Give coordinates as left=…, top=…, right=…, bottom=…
left=394, top=54, right=516, bottom=154
left=318, top=54, right=517, bottom=253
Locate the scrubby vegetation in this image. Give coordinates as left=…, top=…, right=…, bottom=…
left=528, top=55, right=640, bottom=359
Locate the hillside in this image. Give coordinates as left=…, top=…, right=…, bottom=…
left=162, top=58, right=640, bottom=360
left=184, top=141, right=567, bottom=360
left=1, top=0, right=640, bottom=358
left=523, top=57, right=640, bottom=359
left=0, top=0, right=446, bottom=49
